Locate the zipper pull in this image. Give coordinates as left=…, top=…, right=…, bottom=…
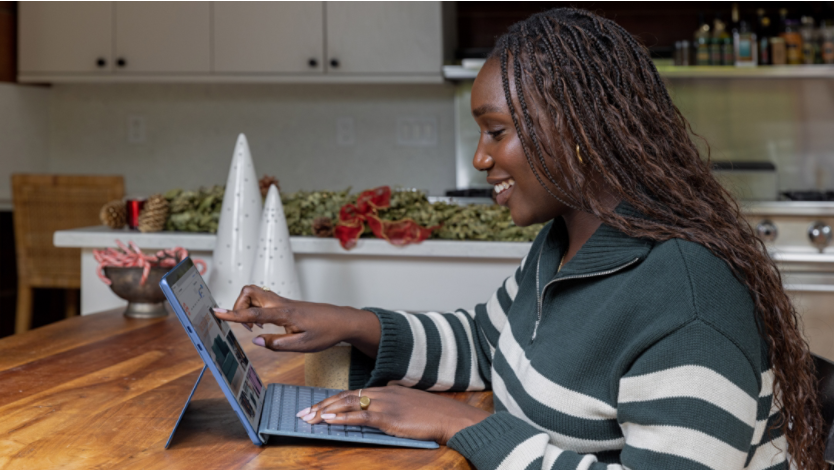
left=531, top=320, right=540, bottom=341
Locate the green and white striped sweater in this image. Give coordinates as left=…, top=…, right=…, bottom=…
left=350, top=208, right=787, bottom=470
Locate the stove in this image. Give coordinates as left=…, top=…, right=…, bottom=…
left=744, top=201, right=834, bottom=360
left=782, top=191, right=834, bottom=202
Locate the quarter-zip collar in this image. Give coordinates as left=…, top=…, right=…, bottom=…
left=538, top=202, right=654, bottom=283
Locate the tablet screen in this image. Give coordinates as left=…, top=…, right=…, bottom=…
left=170, top=264, right=265, bottom=430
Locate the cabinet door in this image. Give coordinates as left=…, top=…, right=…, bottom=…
left=115, top=2, right=210, bottom=74
left=19, top=2, right=112, bottom=74
left=214, top=2, right=324, bottom=74
left=325, top=2, right=442, bottom=75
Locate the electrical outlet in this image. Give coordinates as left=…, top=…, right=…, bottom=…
left=127, top=115, right=146, bottom=144
left=336, top=117, right=355, bottom=146
left=397, top=117, right=437, bottom=147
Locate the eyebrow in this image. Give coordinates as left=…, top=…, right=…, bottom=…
left=471, top=104, right=505, bottom=118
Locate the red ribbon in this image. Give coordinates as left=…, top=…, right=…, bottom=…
left=334, top=186, right=440, bottom=250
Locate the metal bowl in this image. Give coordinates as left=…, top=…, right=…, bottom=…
left=104, top=266, right=169, bottom=318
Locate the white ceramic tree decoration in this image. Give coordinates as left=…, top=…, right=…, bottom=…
left=250, top=184, right=301, bottom=300
left=209, top=134, right=263, bottom=308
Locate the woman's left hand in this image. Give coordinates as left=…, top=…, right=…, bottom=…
left=296, top=385, right=491, bottom=445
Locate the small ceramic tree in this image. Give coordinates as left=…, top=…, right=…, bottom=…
left=209, top=134, right=263, bottom=308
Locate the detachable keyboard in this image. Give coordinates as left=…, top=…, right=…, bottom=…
left=258, top=383, right=439, bottom=449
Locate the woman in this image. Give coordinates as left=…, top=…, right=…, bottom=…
left=214, top=8, right=824, bottom=470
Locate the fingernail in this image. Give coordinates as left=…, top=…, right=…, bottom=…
left=242, top=323, right=253, bottom=332
left=296, top=407, right=311, bottom=418
left=321, top=413, right=336, bottom=420
left=302, top=412, right=316, bottom=421
left=255, top=323, right=264, bottom=329
left=252, top=337, right=265, bottom=347
left=213, top=308, right=228, bottom=313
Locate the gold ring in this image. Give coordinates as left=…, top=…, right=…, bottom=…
left=261, top=286, right=271, bottom=292
left=359, top=395, right=371, bottom=411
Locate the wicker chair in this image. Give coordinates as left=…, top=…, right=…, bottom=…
left=12, top=174, right=124, bottom=334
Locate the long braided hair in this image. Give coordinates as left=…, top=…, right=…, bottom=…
left=491, top=8, right=825, bottom=468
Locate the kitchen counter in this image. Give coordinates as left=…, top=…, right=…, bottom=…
left=55, top=226, right=531, bottom=315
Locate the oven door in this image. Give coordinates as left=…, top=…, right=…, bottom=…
left=778, top=256, right=834, bottom=361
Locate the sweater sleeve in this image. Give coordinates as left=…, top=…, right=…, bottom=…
left=447, top=320, right=765, bottom=470
left=348, top=254, right=529, bottom=391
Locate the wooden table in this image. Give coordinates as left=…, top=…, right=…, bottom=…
left=0, top=310, right=493, bottom=469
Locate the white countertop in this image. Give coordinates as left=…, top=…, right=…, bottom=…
left=54, top=226, right=532, bottom=259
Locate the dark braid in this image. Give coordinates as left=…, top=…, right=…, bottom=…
left=491, top=8, right=826, bottom=469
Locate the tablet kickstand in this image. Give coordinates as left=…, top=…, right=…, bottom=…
left=165, top=364, right=207, bottom=449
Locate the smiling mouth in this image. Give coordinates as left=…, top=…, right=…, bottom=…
left=493, top=178, right=515, bottom=196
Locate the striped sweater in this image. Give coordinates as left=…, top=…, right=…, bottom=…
left=349, top=209, right=787, bottom=470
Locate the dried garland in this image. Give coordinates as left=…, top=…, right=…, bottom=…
left=161, top=186, right=544, bottom=242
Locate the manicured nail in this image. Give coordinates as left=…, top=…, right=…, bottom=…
left=240, top=323, right=253, bottom=332
left=252, top=337, right=265, bottom=347
left=255, top=323, right=264, bottom=329
left=302, top=412, right=316, bottom=421
left=321, top=413, right=336, bottom=420
left=296, top=407, right=311, bottom=417
left=213, top=308, right=228, bottom=313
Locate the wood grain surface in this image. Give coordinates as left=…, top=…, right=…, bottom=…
left=0, top=310, right=493, bottom=469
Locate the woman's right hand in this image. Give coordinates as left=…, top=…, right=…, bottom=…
left=212, top=285, right=381, bottom=358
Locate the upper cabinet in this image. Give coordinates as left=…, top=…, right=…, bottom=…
left=18, top=1, right=446, bottom=83
left=114, top=2, right=211, bottom=74
left=326, top=2, right=441, bottom=75
left=213, top=2, right=324, bottom=74
left=19, top=2, right=113, bottom=74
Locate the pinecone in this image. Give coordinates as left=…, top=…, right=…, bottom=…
left=312, top=217, right=334, bottom=238
left=259, top=175, right=280, bottom=198
left=137, top=194, right=170, bottom=233
left=100, top=200, right=127, bottom=229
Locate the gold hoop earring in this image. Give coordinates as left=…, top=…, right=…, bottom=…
left=576, top=144, right=583, bottom=164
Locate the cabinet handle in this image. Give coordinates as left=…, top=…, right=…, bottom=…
left=329, top=58, right=339, bottom=68
left=117, top=58, right=127, bottom=68
left=96, top=58, right=107, bottom=68
left=308, top=58, right=318, bottom=68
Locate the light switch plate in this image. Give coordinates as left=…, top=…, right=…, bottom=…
left=127, top=115, right=146, bottom=144
left=336, top=117, right=355, bottom=147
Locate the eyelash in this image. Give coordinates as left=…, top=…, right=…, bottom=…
left=484, top=130, right=504, bottom=139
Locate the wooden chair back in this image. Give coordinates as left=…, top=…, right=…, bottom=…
left=11, top=174, right=124, bottom=288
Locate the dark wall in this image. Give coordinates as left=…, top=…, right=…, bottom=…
left=0, top=1, right=15, bottom=83
left=457, top=2, right=834, bottom=58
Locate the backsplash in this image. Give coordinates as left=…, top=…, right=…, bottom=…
left=45, top=83, right=457, bottom=198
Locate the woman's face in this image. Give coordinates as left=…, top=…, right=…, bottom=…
left=470, top=58, right=569, bottom=227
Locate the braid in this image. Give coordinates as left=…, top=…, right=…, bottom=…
left=490, top=8, right=826, bottom=469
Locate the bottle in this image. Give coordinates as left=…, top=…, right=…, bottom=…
left=757, top=10, right=771, bottom=65
left=770, top=37, right=787, bottom=65
left=822, top=21, right=834, bottom=64
left=695, top=13, right=712, bottom=66
left=782, top=19, right=804, bottom=64
left=735, top=20, right=758, bottom=66
left=800, top=16, right=816, bottom=64
left=712, top=14, right=730, bottom=65
left=730, top=3, right=741, bottom=34
left=680, top=40, right=691, bottom=66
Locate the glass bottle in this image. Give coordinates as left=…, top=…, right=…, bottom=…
left=712, top=15, right=730, bottom=65
left=822, top=21, right=834, bottom=64
left=782, top=19, right=804, bottom=64
left=694, top=13, right=712, bottom=66
left=757, top=10, right=771, bottom=65
left=800, top=16, right=816, bottom=64
left=734, top=20, right=758, bottom=66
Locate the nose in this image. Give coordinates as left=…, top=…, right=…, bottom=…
left=472, top=141, right=494, bottom=171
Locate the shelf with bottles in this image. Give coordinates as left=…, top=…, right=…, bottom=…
left=675, top=5, right=834, bottom=71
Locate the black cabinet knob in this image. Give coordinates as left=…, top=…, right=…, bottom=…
left=96, top=58, right=107, bottom=68
left=308, top=58, right=318, bottom=68
left=116, top=58, right=127, bottom=67
left=329, top=58, right=339, bottom=68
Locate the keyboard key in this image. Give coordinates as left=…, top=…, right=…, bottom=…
left=345, top=425, right=362, bottom=432
left=361, top=426, right=385, bottom=434
left=346, top=431, right=364, bottom=438
left=311, top=424, right=329, bottom=435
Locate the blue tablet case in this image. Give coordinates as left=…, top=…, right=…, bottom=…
left=161, top=258, right=438, bottom=450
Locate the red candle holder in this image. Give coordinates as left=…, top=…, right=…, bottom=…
left=126, top=199, right=146, bottom=230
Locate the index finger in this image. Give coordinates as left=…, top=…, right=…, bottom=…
left=296, top=389, right=358, bottom=418
left=213, top=306, right=271, bottom=325
left=232, top=285, right=266, bottom=312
